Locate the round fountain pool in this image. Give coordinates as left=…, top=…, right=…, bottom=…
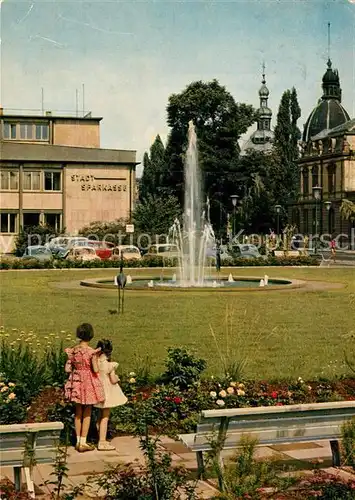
left=80, top=276, right=299, bottom=292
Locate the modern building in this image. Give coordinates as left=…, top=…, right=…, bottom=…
left=241, top=67, right=274, bottom=155
left=0, top=108, right=138, bottom=253
left=290, top=58, right=355, bottom=243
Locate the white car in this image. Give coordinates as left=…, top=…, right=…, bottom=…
left=66, top=246, right=101, bottom=262
left=111, top=245, right=142, bottom=261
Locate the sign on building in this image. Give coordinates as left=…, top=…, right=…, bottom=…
left=126, top=224, right=134, bottom=233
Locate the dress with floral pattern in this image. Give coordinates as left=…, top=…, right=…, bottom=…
left=64, top=346, right=105, bottom=405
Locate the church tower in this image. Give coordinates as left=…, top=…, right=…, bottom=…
left=241, top=64, right=274, bottom=155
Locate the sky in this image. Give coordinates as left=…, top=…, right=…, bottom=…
left=1, top=0, right=355, bottom=176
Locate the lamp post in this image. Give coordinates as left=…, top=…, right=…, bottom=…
left=230, top=195, right=239, bottom=240
left=275, top=205, right=282, bottom=236
left=324, top=200, right=332, bottom=236
left=312, top=186, right=322, bottom=254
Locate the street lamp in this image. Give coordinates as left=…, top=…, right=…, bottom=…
left=324, top=200, right=332, bottom=236
left=275, top=205, right=282, bottom=236
left=230, top=195, right=239, bottom=239
left=312, top=186, right=323, bottom=254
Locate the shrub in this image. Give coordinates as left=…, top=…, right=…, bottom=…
left=0, top=377, right=27, bottom=424
left=0, top=339, right=48, bottom=404
left=341, top=418, right=355, bottom=469
left=161, top=348, right=206, bottom=390
left=90, top=433, right=197, bottom=500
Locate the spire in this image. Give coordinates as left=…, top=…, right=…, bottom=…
left=321, top=22, right=342, bottom=101
left=257, top=62, right=272, bottom=132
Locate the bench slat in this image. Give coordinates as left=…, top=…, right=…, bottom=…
left=197, top=412, right=353, bottom=434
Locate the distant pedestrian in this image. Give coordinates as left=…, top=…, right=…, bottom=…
left=94, top=339, right=127, bottom=451
left=330, top=237, right=336, bottom=262
left=215, top=242, right=221, bottom=273
left=64, top=323, right=104, bottom=452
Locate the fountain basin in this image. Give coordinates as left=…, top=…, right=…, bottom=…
left=80, top=276, right=302, bottom=292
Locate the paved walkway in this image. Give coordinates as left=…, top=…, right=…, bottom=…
left=2, top=436, right=355, bottom=498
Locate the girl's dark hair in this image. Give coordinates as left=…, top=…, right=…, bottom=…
left=96, top=339, right=113, bottom=360
left=76, top=323, right=94, bottom=341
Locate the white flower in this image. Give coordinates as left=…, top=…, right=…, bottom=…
left=237, top=389, right=245, bottom=396
left=216, top=399, right=225, bottom=407
left=238, top=383, right=245, bottom=389
left=229, top=381, right=237, bottom=387
left=44, top=336, right=49, bottom=339
left=219, top=390, right=227, bottom=398
left=210, top=391, right=217, bottom=398
left=1, top=386, right=9, bottom=392
left=8, top=382, right=15, bottom=387
left=7, top=393, right=16, bottom=400
left=307, top=385, right=312, bottom=391
left=129, top=378, right=136, bottom=384
left=129, top=372, right=136, bottom=377
left=227, top=387, right=234, bottom=395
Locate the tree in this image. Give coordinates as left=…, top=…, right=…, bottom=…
left=14, top=224, right=62, bottom=256
left=162, top=80, right=256, bottom=229
left=133, top=194, right=182, bottom=241
left=78, top=219, right=130, bottom=245
left=139, top=136, right=167, bottom=201
left=273, top=88, right=301, bottom=205
left=340, top=199, right=355, bottom=222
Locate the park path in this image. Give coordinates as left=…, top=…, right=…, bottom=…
left=1, top=435, right=355, bottom=498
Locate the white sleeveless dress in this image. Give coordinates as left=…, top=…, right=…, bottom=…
left=94, top=355, right=127, bottom=409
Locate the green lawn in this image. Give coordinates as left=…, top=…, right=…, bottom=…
left=0, top=267, right=354, bottom=380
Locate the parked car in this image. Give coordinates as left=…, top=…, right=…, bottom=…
left=87, top=240, right=114, bottom=260
left=144, top=244, right=180, bottom=259
left=205, top=245, right=233, bottom=264
left=51, top=237, right=90, bottom=258
left=66, top=246, right=101, bottom=262
left=229, top=244, right=262, bottom=259
left=22, top=246, right=53, bottom=262
left=111, top=245, right=142, bottom=261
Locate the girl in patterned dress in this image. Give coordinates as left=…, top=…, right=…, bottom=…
left=64, top=323, right=105, bottom=452
left=94, top=339, right=127, bottom=451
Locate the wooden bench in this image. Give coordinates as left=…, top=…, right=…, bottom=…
left=178, top=401, right=355, bottom=477
left=0, top=421, right=64, bottom=498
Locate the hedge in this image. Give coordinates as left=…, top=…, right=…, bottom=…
left=0, top=255, right=320, bottom=270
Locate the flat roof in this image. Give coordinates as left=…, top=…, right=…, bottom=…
left=1, top=114, right=103, bottom=122
left=0, top=142, right=139, bottom=165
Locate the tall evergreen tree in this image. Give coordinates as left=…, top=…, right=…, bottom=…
left=272, top=87, right=301, bottom=205
left=139, top=135, right=166, bottom=201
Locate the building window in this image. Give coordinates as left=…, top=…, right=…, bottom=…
left=44, top=172, right=61, bottom=191
left=45, top=213, right=61, bottom=231
left=312, top=165, right=319, bottom=187
left=23, top=213, right=40, bottom=229
left=3, top=123, right=17, bottom=139
left=23, top=171, right=41, bottom=191
left=292, top=208, right=300, bottom=230
left=302, top=168, right=309, bottom=195
left=328, top=164, right=336, bottom=195
left=0, top=171, right=19, bottom=190
left=35, top=124, right=49, bottom=141
left=328, top=208, right=335, bottom=235
left=0, top=213, right=17, bottom=233
left=20, top=123, right=34, bottom=140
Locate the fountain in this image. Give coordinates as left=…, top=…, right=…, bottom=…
left=169, top=121, right=216, bottom=287
left=81, top=121, right=294, bottom=292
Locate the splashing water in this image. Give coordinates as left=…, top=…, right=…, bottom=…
left=169, top=121, right=215, bottom=286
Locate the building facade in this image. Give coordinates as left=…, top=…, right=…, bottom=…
left=290, top=59, right=354, bottom=244
left=0, top=109, right=138, bottom=253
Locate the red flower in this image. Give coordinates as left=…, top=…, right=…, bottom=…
left=276, top=402, right=283, bottom=406
left=271, top=391, right=278, bottom=399
left=173, top=397, right=182, bottom=404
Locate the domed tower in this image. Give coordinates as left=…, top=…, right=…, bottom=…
left=241, top=64, right=274, bottom=154
left=302, top=58, right=350, bottom=142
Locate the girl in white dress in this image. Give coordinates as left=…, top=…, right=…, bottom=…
left=94, top=339, right=127, bottom=451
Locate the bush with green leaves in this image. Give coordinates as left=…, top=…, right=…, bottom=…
left=161, top=348, right=207, bottom=390
left=0, top=377, right=27, bottom=424
left=341, top=418, right=355, bottom=469
left=90, top=432, right=197, bottom=500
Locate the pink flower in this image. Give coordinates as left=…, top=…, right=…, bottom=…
left=271, top=391, right=278, bottom=399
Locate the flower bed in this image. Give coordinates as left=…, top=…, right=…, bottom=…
left=0, top=254, right=319, bottom=270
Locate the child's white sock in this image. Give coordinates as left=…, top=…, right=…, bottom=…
left=76, top=436, right=80, bottom=446
left=80, top=436, right=87, bottom=446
